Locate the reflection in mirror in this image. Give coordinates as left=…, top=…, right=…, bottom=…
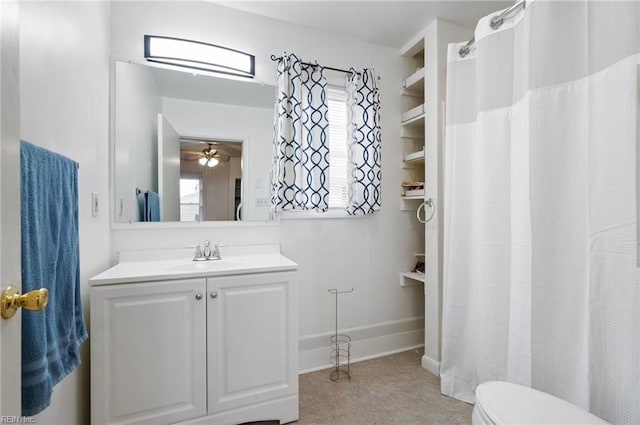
left=113, top=60, right=275, bottom=223
left=179, top=138, right=242, bottom=221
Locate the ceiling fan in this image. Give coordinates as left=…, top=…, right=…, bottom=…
left=181, top=143, right=224, bottom=167
left=198, top=144, right=220, bottom=168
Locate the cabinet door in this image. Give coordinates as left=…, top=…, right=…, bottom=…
left=207, top=272, right=298, bottom=413
left=91, top=279, right=207, bottom=425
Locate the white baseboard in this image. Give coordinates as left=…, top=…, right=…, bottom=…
left=298, top=317, right=425, bottom=373
left=421, top=354, right=440, bottom=377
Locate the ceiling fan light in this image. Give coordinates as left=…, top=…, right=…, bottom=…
left=207, top=158, right=219, bottom=168
left=198, top=157, right=208, bottom=165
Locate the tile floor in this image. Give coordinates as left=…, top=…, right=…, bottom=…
left=294, top=349, right=473, bottom=425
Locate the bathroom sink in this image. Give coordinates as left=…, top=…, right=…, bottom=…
left=163, top=259, right=241, bottom=273
left=89, top=244, right=297, bottom=286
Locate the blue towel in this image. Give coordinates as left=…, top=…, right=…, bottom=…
left=137, top=191, right=146, bottom=221
left=20, top=141, right=87, bottom=416
left=146, top=190, right=160, bottom=221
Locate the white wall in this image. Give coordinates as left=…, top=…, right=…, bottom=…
left=114, top=61, right=161, bottom=222
left=19, top=2, right=111, bottom=424
left=110, top=1, right=426, bottom=370
left=162, top=97, right=272, bottom=221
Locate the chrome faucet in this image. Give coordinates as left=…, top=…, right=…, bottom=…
left=193, top=240, right=222, bottom=261
left=203, top=240, right=212, bottom=258
left=210, top=243, right=221, bottom=260
left=193, top=244, right=204, bottom=261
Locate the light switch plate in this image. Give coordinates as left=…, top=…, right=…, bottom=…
left=91, top=192, right=99, bottom=217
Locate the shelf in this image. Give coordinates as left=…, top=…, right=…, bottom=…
left=400, top=32, right=425, bottom=58
left=400, top=195, right=424, bottom=211
left=403, top=67, right=424, bottom=94
left=401, top=113, right=425, bottom=127
left=400, top=127, right=425, bottom=140
left=402, top=161, right=424, bottom=170
left=401, top=104, right=424, bottom=122
left=404, top=150, right=424, bottom=163
left=401, top=89, right=423, bottom=98
left=400, top=271, right=425, bottom=286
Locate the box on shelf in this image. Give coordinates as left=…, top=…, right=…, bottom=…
left=401, top=181, right=424, bottom=197
left=404, top=188, right=425, bottom=197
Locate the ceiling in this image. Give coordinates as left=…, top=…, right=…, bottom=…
left=217, top=1, right=512, bottom=49
left=180, top=140, right=243, bottom=162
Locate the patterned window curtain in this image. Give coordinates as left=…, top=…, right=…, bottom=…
left=271, top=53, right=330, bottom=212
left=346, top=69, right=381, bottom=215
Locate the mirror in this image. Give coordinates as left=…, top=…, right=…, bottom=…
left=113, top=60, right=275, bottom=223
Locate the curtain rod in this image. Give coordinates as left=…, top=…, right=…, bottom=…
left=270, top=54, right=381, bottom=80
left=459, top=0, right=526, bottom=58
left=270, top=54, right=356, bottom=75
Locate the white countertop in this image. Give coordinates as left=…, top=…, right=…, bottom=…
left=89, top=245, right=297, bottom=286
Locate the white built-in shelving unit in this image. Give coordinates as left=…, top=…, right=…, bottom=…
left=397, top=20, right=473, bottom=378
left=399, top=33, right=426, bottom=287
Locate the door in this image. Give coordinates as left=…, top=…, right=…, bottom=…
left=157, top=113, right=180, bottom=221
left=207, top=272, right=298, bottom=413
left=0, top=2, right=22, bottom=416
left=90, top=279, right=207, bottom=425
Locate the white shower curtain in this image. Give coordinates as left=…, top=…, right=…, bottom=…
left=441, top=1, right=640, bottom=423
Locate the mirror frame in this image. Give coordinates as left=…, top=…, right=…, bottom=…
left=108, top=57, right=277, bottom=229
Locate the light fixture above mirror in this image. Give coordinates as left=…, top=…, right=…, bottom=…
left=144, top=35, right=255, bottom=79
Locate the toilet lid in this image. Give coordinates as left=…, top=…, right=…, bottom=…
left=475, top=381, right=610, bottom=425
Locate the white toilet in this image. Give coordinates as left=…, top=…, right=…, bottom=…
left=472, top=381, right=610, bottom=425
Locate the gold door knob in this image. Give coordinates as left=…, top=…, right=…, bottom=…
left=1, top=285, right=49, bottom=319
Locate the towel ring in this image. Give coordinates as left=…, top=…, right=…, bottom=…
left=417, top=198, right=435, bottom=224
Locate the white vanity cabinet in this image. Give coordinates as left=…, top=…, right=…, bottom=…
left=89, top=249, right=298, bottom=425
left=90, top=278, right=207, bottom=425
left=207, top=272, right=298, bottom=419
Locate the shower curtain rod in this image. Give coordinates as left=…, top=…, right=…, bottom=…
left=459, top=0, right=526, bottom=58
left=270, top=54, right=381, bottom=80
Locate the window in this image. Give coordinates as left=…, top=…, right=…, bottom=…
left=279, top=83, right=359, bottom=219
left=180, top=177, right=203, bottom=221
left=326, top=85, right=349, bottom=210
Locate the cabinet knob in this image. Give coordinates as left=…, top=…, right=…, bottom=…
left=210, top=291, right=218, bottom=299
left=195, top=293, right=203, bottom=300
